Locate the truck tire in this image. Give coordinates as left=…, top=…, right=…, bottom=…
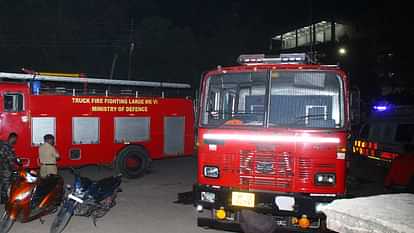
left=240, top=210, right=277, bottom=233
left=116, top=146, right=149, bottom=179
left=408, top=177, right=414, bottom=193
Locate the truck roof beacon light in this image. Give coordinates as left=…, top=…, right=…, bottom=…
left=373, top=101, right=392, bottom=112
left=373, top=105, right=388, bottom=112
left=237, top=53, right=308, bottom=65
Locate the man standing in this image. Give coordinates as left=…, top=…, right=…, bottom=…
left=39, top=134, right=60, bottom=178
left=0, top=133, right=18, bottom=203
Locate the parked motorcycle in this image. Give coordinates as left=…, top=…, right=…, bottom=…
left=50, top=170, right=122, bottom=233
left=0, top=159, right=64, bottom=233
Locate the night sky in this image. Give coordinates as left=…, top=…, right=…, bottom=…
left=0, top=0, right=406, bottom=96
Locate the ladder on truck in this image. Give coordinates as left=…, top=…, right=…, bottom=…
left=0, top=71, right=191, bottom=97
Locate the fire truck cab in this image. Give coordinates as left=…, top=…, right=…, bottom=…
left=0, top=72, right=194, bottom=178
left=194, top=54, right=350, bottom=231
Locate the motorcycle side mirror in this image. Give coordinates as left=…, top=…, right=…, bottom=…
left=65, top=184, right=72, bottom=191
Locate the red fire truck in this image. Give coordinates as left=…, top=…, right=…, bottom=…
left=0, top=72, right=194, bottom=178
left=193, top=53, right=350, bottom=231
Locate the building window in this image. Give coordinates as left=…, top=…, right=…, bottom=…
left=4, top=93, right=24, bottom=112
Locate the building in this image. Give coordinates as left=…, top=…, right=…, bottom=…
left=272, top=20, right=354, bottom=51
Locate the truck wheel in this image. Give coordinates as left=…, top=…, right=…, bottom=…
left=408, top=177, right=414, bottom=193
left=318, top=216, right=329, bottom=232
left=116, top=146, right=149, bottom=179
left=240, top=210, right=277, bottom=233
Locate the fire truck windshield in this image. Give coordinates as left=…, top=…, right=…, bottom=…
left=201, top=70, right=344, bottom=128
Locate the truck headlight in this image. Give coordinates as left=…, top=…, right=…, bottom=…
left=315, top=173, right=336, bottom=186
left=203, top=166, right=219, bottom=178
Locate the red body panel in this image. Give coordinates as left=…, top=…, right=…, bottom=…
left=0, top=82, right=194, bottom=168
left=385, top=154, right=414, bottom=186
left=197, top=64, right=349, bottom=195
left=198, top=128, right=347, bottom=194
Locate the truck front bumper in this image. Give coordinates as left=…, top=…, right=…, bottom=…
left=194, top=184, right=336, bottom=231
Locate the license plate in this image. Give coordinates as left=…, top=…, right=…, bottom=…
left=275, top=196, right=295, bottom=211
left=68, top=194, right=84, bottom=203
left=231, top=192, right=255, bottom=208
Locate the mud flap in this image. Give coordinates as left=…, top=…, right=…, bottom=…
left=240, top=209, right=277, bottom=233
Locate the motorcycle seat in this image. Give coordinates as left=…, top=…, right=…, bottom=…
left=94, top=177, right=121, bottom=190
left=90, top=176, right=121, bottom=201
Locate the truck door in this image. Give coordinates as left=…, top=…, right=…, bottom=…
left=164, top=116, right=185, bottom=156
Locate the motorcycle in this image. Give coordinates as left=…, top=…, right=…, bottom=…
left=50, top=169, right=122, bottom=233
left=0, top=159, right=64, bottom=233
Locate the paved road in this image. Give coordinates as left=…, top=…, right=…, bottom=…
left=1, top=155, right=388, bottom=233
left=1, top=157, right=223, bottom=233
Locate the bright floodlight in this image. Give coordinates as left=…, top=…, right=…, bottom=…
left=338, top=47, right=347, bottom=56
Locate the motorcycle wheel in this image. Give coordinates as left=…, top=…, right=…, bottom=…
left=93, top=208, right=108, bottom=219
left=50, top=207, right=73, bottom=233
left=0, top=213, right=14, bottom=233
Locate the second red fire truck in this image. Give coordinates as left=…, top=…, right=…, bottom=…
left=0, top=72, right=194, bottom=178
left=194, top=53, right=350, bottom=231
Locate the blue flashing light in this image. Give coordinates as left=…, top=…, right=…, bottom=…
left=373, top=105, right=388, bottom=112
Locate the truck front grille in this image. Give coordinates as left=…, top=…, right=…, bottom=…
left=298, top=158, right=312, bottom=184
left=239, top=150, right=293, bottom=191
left=298, top=158, right=336, bottom=185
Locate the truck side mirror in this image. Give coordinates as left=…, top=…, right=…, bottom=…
left=350, top=88, right=360, bottom=126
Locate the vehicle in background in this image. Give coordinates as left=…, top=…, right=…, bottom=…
left=194, top=53, right=350, bottom=232
left=352, top=104, right=414, bottom=163
left=352, top=104, right=414, bottom=190
left=0, top=72, right=194, bottom=178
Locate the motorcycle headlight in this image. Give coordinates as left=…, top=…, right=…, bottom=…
left=314, top=173, right=336, bottom=186
left=203, top=166, right=219, bottom=178
left=25, top=170, right=38, bottom=183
